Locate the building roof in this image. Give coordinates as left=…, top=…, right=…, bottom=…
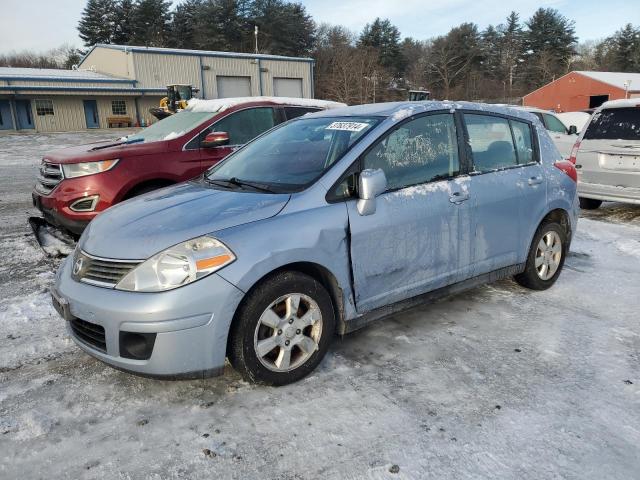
left=0, top=66, right=133, bottom=83
left=83, top=44, right=314, bottom=64
left=575, top=71, right=640, bottom=91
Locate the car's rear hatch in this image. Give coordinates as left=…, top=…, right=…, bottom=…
left=577, top=107, right=640, bottom=188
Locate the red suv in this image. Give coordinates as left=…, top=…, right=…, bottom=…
left=33, top=98, right=343, bottom=234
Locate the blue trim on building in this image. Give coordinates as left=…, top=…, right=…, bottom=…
left=257, top=59, right=264, bottom=96
left=0, top=85, right=165, bottom=94
left=0, top=76, right=134, bottom=84
left=310, top=62, right=315, bottom=98
left=80, top=43, right=314, bottom=65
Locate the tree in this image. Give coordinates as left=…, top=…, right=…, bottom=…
left=427, top=23, right=483, bottom=99
left=112, top=0, right=137, bottom=44
left=251, top=0, right=316, bottom=56
left=77, top=0, right=117, bottom=46
left=130, top=0, right=172, bottom=47
left=169, top=0, right=202, bottom=48
left=358, top=18, right=406, bottom=77
left=608, top=24, right=640, bottom=72
left=522, top=8, right=577, bottom=88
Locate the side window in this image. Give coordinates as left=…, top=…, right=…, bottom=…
left=284, top=107, right=320, bottom=120
left=212, top=107, right=277, bottom=145
left=510, top=120, right=534, bottom=164
left=362, top=113, right=460, bottom=191
left=464, top=114, right=517, bottom=172
left=543, top=114, right=567, bottom=134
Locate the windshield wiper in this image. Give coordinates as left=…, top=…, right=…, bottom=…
left=89, top=137, right=144, bottom=151
left=207, top=177, right=276, bottom=193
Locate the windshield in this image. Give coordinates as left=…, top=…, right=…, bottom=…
left=127, top=111, right=215, bottom=143
left=584, top=108, right=640, bottom=141
left=205, top=116, right=381, bottom=192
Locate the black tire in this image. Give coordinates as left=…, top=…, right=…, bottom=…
left=514, top=221, right=567, bottom=290
left=579, top=197, right=602, bottom=210
left=228, top=271, right=335, bottom=386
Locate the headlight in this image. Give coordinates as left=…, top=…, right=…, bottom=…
left=62, top=159, right=119, bottom=178
left=115, top=236, right=235, bottom=292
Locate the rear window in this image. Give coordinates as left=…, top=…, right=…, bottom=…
left=584, top=107, right=640, bottom=141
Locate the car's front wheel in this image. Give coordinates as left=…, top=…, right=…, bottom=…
left=514, top=222, right=567, bottom=290
left=228, top=271, right=335, bottom=385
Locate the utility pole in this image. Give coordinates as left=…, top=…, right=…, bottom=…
left=254, top=25, right=259, bottom=54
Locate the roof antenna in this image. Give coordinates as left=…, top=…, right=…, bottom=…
left=254, top=25, right=259, bottom=54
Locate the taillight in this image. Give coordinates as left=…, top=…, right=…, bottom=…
left=555, top=160, right=577, bottom=183
left=568, top=141, right=580, bottom=164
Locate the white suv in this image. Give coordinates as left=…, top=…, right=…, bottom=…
left=571, top=99, right=640, bottom=209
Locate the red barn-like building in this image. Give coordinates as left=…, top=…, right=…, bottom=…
left=523, top=71, right=640, bottom=112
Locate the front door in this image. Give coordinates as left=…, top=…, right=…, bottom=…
left=83, top=100, right=99, bottom=128
left=15, top=100, right=34, bottom=129
left=199, top=107, right=278, bottom=170
left=0, top=100, right=14, bottom=130
left=543, top=113, right=576, bottom=160
left=347, top=112, right=469, bottom=312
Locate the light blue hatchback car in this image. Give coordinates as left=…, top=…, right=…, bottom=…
left=52, top=101, right=579, bottom=385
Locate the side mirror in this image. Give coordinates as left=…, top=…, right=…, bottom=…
left=357, top=168, right=387, bottom=216
left=202, top=131, right=230, bottom=148
left=568, top=125, right=578, bottom=135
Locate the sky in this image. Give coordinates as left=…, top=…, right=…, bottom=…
left=1, top=0, right=639, bottom=54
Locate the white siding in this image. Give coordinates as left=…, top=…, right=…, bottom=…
left=136, top=96, right=165, bottom=127
left=32, top=97, right=86, bottom=132
left=273, top=77, right=303, bottom=98
left=260, top=60, right=311, bottom=98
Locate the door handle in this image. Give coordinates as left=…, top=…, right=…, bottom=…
left=528, top=176, right=543, bottom=185
left=449, top=191, right=470, bottom=204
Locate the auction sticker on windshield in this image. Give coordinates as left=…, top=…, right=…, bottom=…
left=326, top=121, right=369, bottom=132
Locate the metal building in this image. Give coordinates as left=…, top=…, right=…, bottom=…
left=0, top=44, right=314, bottom=133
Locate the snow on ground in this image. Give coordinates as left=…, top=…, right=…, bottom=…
left=1, top=131, right=640, bottom=479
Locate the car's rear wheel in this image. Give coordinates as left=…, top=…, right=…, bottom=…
left=579, top=197, right=602, bottom=210
left=228, top=271, right=335, bottom=385
left=514, top=222, right=567, bottom=290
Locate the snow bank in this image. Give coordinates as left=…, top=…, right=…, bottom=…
left=186, top=96, right=346, bottom=113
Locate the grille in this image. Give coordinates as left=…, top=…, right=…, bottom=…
left=36, top=161, right=63, bottom=195
left=70, top=318, right=106, bottom=352
left=72, top=250, right=142, bottom=288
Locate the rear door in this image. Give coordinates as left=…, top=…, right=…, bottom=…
left=463, top=113, right=544, bottom=275
left=577, top=107, right=640, bottom=188
left=346, top=112, right=470, bottom=312
left=197, top=107, right=278, bottom=170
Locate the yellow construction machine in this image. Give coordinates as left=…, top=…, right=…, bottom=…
left=149, top=84, right=200, bottom=120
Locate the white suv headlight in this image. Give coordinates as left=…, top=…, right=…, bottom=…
left=62, top=159, right=119, bottom=178
left=116, top=236, right=235, bottom=292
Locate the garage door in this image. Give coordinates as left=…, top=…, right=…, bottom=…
left=216, top=76, right=251, bottom=98
left=274, top=78, right=303, bottom=98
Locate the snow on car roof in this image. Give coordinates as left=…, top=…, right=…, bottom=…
left=307, top=101, right=538, bottom=122
left=599, top=98, right=640, bottom=109
left=185, top=97, right=346, bottom=113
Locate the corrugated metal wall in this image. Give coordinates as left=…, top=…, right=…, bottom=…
left=201, top=57, right=260, bottom=98
left=260, top=60, right=311, bottom=98
left=32, top=97, right=86, bottom=132
left=136, top=96, right=164, bottom=127
left=133, top=52, right=202, bottom=92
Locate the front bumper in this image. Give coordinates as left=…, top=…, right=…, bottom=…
left=32, top=190, right=90, bottom=235
left=578, top=181, right=640, bottom=205
left=54, top=256, right=245, bottom=378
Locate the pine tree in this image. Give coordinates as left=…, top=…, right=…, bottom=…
left=77, top=0, right=117, bottom=47
left=169, top=0, right=202, bottom=49
left=250, top=0, right=315, bottom=56
left=358, top=18, right=406, bottom=77
left=130, top=0, right=172, bottom=47
left=522, top=8, right=577, bottom=87
left=112, top=0, right=136, bottom=45
left=611, top=24, right=640, bottom=71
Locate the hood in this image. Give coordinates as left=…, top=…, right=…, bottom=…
left=80, top=181, right=290, bottom=259
left=45, top=139, right=169, bottom=164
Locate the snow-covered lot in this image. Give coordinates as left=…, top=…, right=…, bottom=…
left=1, top=131, right=640, bottom=480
